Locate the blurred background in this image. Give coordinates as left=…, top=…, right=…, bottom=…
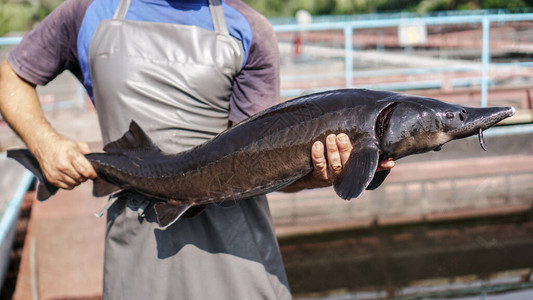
left=1, top=0, right=533, bottom=299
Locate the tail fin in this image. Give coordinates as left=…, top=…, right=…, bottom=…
left=7, top=149, right=58, bottom=201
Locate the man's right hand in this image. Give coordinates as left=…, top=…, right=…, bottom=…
left=0, top=58, right=97, bottom=190
left=31, top=134, right=97, bottom=190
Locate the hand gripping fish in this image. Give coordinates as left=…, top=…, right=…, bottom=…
left=7, top=89, right=514, bottom=228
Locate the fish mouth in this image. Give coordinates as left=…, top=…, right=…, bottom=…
left=451, top=106, right=515, bottom=150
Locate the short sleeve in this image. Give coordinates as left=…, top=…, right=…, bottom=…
left=6, top=0, right=91, bottom=86
left=227, top=2, right=280, bottom=123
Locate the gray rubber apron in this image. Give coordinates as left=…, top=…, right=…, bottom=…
left=88, top=0, right=291, bottom=299
left=90, top=0, right=242, bottom=151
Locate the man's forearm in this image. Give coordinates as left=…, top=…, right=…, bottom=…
left=0, top=59, right=59, bottom=152
left=0, top=59, right=96, bottom=189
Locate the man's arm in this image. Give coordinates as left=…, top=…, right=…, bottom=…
left=0, top=59, right=96, bottom=189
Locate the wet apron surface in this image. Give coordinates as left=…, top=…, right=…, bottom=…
left=90, top=0, right=242, bottom=152
left=88, top=0, right=291, bottom=299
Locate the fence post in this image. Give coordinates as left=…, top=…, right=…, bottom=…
left=344, top=25, right=353, bottom=88
left=481, top=17, right=491, bottom=107
left=0, top=37, right=22, bottom=46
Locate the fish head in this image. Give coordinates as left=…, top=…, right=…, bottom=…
left=445, top=105, right=515, bottom=141
left=377, top=96, right=515, bottom=160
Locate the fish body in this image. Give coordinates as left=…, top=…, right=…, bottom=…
left=7, top=89, right=515, bottom=228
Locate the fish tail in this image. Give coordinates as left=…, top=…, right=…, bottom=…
left=7, top=149, right=58, bottom=201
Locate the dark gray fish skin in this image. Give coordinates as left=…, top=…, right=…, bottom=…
left=7, top=89, right=514, bottom=228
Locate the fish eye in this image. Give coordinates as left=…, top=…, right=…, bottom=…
left=446, top=112, right=454, bottom=119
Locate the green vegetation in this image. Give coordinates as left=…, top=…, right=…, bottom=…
left=0, top=0, right=63, bottom=36
left=243, top=0, right=533, bottom=17
left=0, top=0, right=532, bottom=36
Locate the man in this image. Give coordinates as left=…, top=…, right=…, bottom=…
left=0, top=0, right=393, bottom=298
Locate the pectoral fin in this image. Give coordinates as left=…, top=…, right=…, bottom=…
left=366, top=169, right=390, bottom=190
left=333, top=139, right=379, bottom=200
left=153, top=201, right=195, bottom=229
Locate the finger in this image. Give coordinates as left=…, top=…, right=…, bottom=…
left=52, top=181, right=73, bottom=190
left=336, top=133, right=353, bottom=165
left=74, top=143, right=97, bottom=179
left=53, top=173, right=80, bottom=190
left=325, top=134, right=342, bottom=176
left=56, top=159, right=84, bottom=184
left=310, top=141, right=328, bottom=181
left=45, top=160, right=82, bottom=189
left=377, top=159, right=395, bottom=171
left=72, top=155, right=97, bottom=180
left=59, top=178, right=80, bottom=189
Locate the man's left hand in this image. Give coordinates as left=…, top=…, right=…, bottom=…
left=281, top=133, right=395, bottom=192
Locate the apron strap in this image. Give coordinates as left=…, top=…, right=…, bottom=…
left=112, top=0, right=131, bottom=20
left=112, top=0, right=229, bottom=35
left=208, top=0, right=229, bottom=35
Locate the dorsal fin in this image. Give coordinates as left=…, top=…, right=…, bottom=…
left=103, top=121, right=161, bottom=153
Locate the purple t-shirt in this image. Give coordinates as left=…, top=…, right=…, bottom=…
left=7, top=0, right=280, bottom=123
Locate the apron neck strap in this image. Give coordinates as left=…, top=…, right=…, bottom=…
left=208, top=0, right=229, bottom=35
left=112, top=0, right=229, bottom=35
left=112, top=0, right=131, bottom=20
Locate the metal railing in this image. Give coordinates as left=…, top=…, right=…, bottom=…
left=0, top=152, right=33, bottom=288
left=0, top=170, right=32, bottom=244
left=0, top=37, right=21, bottom=46
left=269, top=8, right=533, bottom=25
left=273, top=12, right=533, bottom=105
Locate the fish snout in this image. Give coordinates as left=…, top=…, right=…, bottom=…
left=452, top=106, right=514, bottom=134
left=469, top=106, right=514, bottom=130
left=448, top=106, right=515, bottom=150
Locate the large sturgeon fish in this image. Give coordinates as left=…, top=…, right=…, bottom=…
left=7, top=89, right=514, bottom=228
